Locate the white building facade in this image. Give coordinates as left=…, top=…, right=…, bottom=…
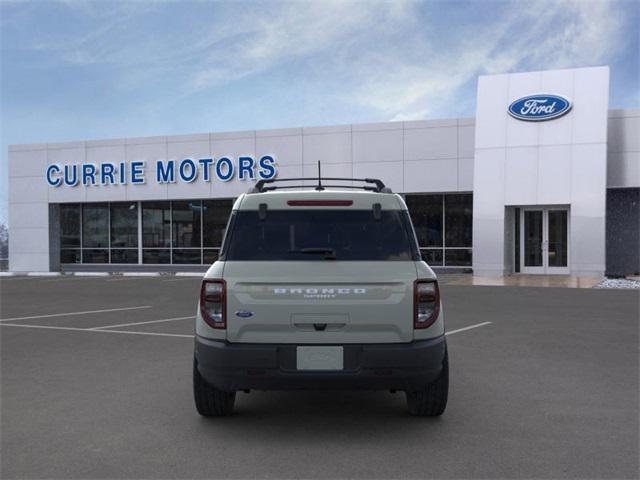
left=8, top=66, right=640, bottom=276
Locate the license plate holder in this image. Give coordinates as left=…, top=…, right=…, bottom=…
left=296, top=346, right=344, bottom=371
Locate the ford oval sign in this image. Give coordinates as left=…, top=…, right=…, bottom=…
left=508, top=94, right=572, bottom=121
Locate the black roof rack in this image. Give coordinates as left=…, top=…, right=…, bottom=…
left=249, top=178, right=391, bottom=193
left=249, top=161, right=392, bottom=194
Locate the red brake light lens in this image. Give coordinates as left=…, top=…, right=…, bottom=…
left=200, top=279, right=226, bottom=329
left=414, top=280, right=440, bottom=329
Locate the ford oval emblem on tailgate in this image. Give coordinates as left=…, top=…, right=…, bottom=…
left=235, top=310, right=254, bottom=318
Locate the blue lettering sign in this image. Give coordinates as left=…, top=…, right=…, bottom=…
left=82, top=164, right=97, bottom=186
left=258, top=156, right=276, bottom=180
left=46, top=155, right=278, bottom=187
left=238, top=156, right=255, bottom=180
left=119, top=161, right=127, bottom=184
left=101, top=163, right=116, bottom=185
left=215, top=157, right=234, bottom=182
left=156, top=160, right=175, bottom=183
left=130, top=161, right=145, bottom=184
left=198, top=158, right=213, bottom=182
left=46, top=164, right=61, bottom=187
left=64, top=164, right=78, bottom=186
left=179, top=159, right=197, bottom=183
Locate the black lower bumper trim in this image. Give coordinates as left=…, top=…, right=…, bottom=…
left=194, top=336, right=446, bottom=392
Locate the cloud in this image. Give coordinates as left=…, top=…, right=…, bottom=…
left=189, top=1, right=415, bottom=91
left=350, top=0, right=626, bottom=121
left=3, top=0, right=631, bottom=122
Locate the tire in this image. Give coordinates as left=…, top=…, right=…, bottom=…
left=406, top=348, right=449, bottom=416
left=193, top=359, right=236, bottom=417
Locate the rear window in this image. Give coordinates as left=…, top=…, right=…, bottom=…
left=222, top=210, right=419, bottom=261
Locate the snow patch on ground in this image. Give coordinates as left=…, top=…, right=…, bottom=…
left=593, top=278, right=640, bottom=289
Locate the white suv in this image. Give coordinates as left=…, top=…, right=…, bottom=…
left=193, top=176, right=448, bottom=416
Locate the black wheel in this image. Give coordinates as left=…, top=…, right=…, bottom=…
left=193, top=359, right=236, bottom=417
left=406, top=348, right=449, bottom=416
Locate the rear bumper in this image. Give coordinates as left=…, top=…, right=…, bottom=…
left=194, top=335, right=446, bottom=392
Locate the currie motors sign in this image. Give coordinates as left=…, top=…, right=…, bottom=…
left=508, top=94, right=572, bottom=121
left=45, top=155, right=277, bottom=187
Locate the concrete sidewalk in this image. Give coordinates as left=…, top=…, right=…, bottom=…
left=439, top=274, right=602, bottom=289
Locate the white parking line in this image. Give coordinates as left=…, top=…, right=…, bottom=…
left=90, top=316, right=193, bottom=330
left=0, top=306, right=152, bottom=322
left=0, top=323, right=193, bottom=338
left=446, top=321, right=492, bottom=335
left=0, top=317, right=492, bottom=340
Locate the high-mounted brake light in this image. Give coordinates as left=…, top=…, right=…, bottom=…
left=414, top=280, right=440, bottom=329
left=200, top=279, right=226, bottom=329
left=287, top=200, right=353, bottom=207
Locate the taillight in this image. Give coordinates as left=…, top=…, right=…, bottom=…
left=200, top=279, right=226, bottom=329
left=414, top=280, right=440, bottom=329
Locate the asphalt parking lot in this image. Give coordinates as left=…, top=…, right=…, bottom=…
left=1, top=276, right=638, bottom=479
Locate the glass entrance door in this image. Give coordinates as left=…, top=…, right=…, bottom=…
left=547, top=210, right=569, bottom=273
left=520, top=208, right=569, bottom=274
left=522, top=210, right=545, bottom=274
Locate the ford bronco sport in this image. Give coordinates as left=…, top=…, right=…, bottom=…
left=193, top=175, right=448, bottom=416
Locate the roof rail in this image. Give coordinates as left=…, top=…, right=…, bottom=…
left=249, top=177, right=392, bottom=194
left=249, top=161, right=391, bottom=194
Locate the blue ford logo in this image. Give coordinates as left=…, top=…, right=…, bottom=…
left=508, top=94, right=572, bottom=121
left=235, top=310, right=254, bottom=318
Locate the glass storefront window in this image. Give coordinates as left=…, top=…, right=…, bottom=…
left=421, top=248, right=443, bottom=266
left=172, top=249, right=201, bottom=264
left=203, top=249, right=220, bottom=265
left=444, top=249, right=472, bottom=267
left=60, top=249, right=81, bottom=264
left=58, top=196, right=469, bottom=267
left=143, top=249, right=170, bottom=264
left=445, top=194, right=473, bottom=247
left=406, top=193, right=473, bottom=267
left=111, top=203, right=138, bottom=248
left=405, top=194, right=443, bottom=247
left=203, top=199, right=233, bottom=247
left=60, top=204, right=81, bottom=248
left=82, top=249, right=109, bottom=263
left=82, top=204, right=109, bottom=248
left=111, top=249, right=138, bottom=264
left=142, top=202, right=171, bottom=248
left=172, top=201, right=201, bottom=249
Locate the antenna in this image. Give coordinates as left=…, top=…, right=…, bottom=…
left=316, top=160, right=324, bottom=191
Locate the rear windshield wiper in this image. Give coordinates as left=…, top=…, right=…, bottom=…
left=288, top=248, right=337, bottom=260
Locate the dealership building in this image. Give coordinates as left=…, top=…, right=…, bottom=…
left=7, top=66, right=640, bottom=276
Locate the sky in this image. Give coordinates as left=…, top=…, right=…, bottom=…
left=1, top=0, right=638, bottom=225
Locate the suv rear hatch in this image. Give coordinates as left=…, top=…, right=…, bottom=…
left=223, top=261, right=416, bottom=343
left=220, top=201, right=420, bottom=344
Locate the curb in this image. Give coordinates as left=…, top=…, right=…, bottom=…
left=71, top=272, right=111, bottom=276
left=2, top=271, right=205, bottom=278
left=121, top=272, right=161, bottom=277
